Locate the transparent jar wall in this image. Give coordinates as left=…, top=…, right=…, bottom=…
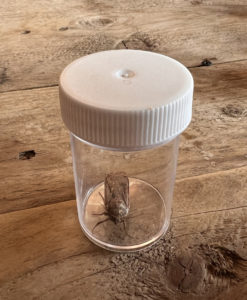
left=70, top=133, right=179, bottom=252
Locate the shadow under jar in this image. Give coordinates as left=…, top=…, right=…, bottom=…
left=59, top=50, right=193, bottom=252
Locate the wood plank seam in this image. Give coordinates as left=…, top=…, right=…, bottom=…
left=1, top=58, right=247, bottom=94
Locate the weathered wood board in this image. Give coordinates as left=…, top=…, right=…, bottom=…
left=0, top=165, right=246, bottom=299
left=0, top=2, right=247, bottom=92
left=0, top=0, right=247, bottom=299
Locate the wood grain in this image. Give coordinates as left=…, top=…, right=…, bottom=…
left=0, top=164, right=246, bottom=298
left=0, top=60, right=246, bottom=214
left=1, top=1, right=247, bottom=298
left=0, top=2, right=247, bottom=92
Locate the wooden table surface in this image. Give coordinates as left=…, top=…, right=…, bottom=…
left=0, top=1, right=247, bottom=299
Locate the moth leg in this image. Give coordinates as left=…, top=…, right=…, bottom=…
left=126, top=208, right=138, bottom=217
left=123, top=219, right=126, bottom=231
left=99, top=192, right=106, bottom=206
left=122, top=191, right=128, bottom=207
left=92, top=217, right=110, bottom=233
left=122, top=219, right=134, bottom=239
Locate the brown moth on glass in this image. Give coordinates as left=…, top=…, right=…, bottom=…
left=93, top=172, right=130, bottom=231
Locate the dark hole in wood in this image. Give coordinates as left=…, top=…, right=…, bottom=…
left=200, top=59, right=212, bottom=66
left=59, top=27, right=69, bottom=31
left=22, top=30, right=31, bottom=34
left=18, top=150, right=36, bottom=160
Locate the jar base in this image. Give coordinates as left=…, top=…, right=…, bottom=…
left=80, top=178, right=169, bottom=252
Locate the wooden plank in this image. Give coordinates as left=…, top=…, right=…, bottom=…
left=0, top=2, right=247, bottom=91
left=0, top=165, right=246, bottom=298
left=173, top=166, right=247, bottom=218
left=1, top=2, right=246, bottom=300
left=0, top=208, right=245, bottom=299
left=0, top=60, right=247, bottom=213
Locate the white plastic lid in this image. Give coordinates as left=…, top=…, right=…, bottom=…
left=59, top=50, right=193, bottom=150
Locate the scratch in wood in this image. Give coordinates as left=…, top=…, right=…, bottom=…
left=16, top=249, right=101, bottom=283
left=37, top=266, right=113, bottom=299
left=4, top=83, right=58, bottom=93
left=172, top=205, right=247, bottom=220
left=0, top=67, right=8, bottom=85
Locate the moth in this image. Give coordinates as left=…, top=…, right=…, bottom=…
left=93, top=172, right=130, bottom=231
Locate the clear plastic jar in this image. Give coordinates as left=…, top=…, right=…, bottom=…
left=70, top=134, right=179, bottom=251
left=60, top=50, right=193, bottom=251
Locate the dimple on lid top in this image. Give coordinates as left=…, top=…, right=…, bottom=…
left=59, top=50, right=194, bottom=150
